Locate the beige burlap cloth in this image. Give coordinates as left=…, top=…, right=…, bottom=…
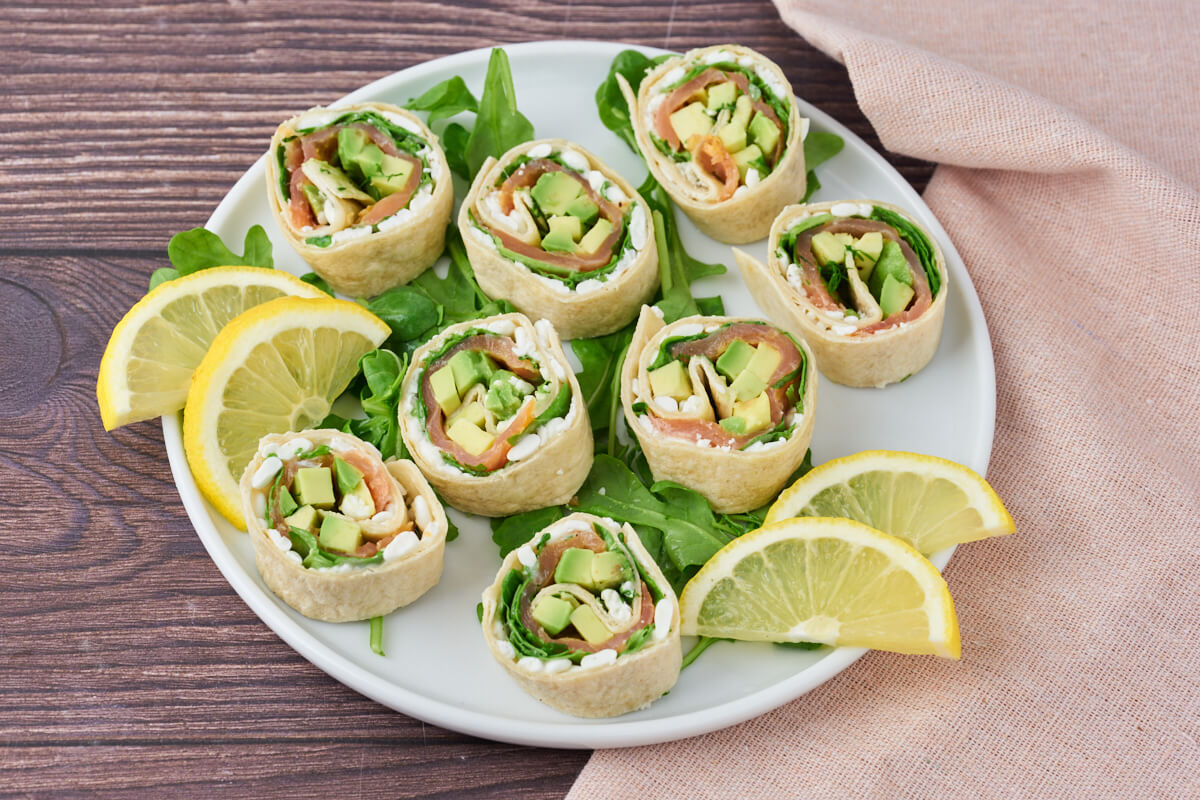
left=568, top=2, right=1200, bottom=797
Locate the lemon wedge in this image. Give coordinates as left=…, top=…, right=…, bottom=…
left=182, top=296, right=389, bottom=528
left=766, top=450, right=1015, bottom=554
left=679, top=517, right=960, bottom=657
left=97, top=267, right=325, bottom=430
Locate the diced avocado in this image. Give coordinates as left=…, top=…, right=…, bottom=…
left=339, top=480, right=376, bottom=519
left=300, top=159, right=375, bottom=203
left=429, top=365, right=460, bottom=416
left=448, top=349, right=492, bottom=395
left=283, top=504, right=318, bottom=532
left=729, top=367, right=767, bottom=403
left=370, top=153, right=415, bottom=198
left=668, top=102, right=714, bottom=147
left=732, top=391, right=772, bottom=434
left=554, top=547, right=595, bottom=586
left=333, top=456, right=363, bottom=495
left=569, top=605, right=612, bottom=645
left=748, top=113, right=780, bottom=157
left=337, top=128, right=384, bottom=183
left=648, top=360, right=693, bottom=402
left=294, top=467, right=335, bottom=509
left=530, top=171, right=583, bottom=216
left=879, top=275, right=915, bottom=317
left=744, top=343, right=782, bottom=382
left=484, top=382, right=521, bottom=419
left=577, top=218, right=614, bottom=255
left=318, top=514, right=362, bottom=555
left=853, top=231, right=884, bottom=280
left=867, top=240, right=913, bottom=298
left=811, top=231, right=847, bottom=265
left=275, top=485, right=299, bottom=518
left=449, top=400, right=487, bottom=429
left=733, top=144, right=764, bottom=180
left=565, top=194, right=599, bottom=226
left=731, top=95, right=753, bottom=129
left=706, top=81, right=738, bottom=110
left=532, top=596, right=573, bottom=636
left=446, top=418, right=495, bottom=456
left=715, top=339, right=756, bottom=381
left=590, top=551, right=626, bottom=590
left=719, top=416, right=747, bottom=435
left=541, top=215, right=581, bottom=253
left=301, top=184, right=325, bottom=217
left=717, top=121, right=747, bottom=154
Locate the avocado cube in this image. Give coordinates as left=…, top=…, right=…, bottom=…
left=577, top=218, right=614, bottom=254
left=569, top=605, right=612, bottom=645
left=706, top=81, right=738, bottom=110
left=337, top=128, right=383, bottom=182
left=811, top=231, right=847, bottom=266
left=449, top=400, right=487, bottom=430
left=879, top=275, right=916, bottom=317
left=854, top=232, right=884, bottom=279
left=716, top=121, right=747, bottom=154
left=647, top=360, right=693, bottom=402
left=668, top=102, right=714, bottom=148
left=484, top=382, right=521, bottom=419
left=275, top=485, right=299, bottom=518
left=565, top=194, right=600, bottom=226
left=370, top=154, right=415, bottom=198
left=748, top=113, right=780, bottom=156
left=591, top=552, right=627, bottom=590
left=732, top=392, right=772, bottom=434
left=339, top=480, right=376, bottom=519
left=301, top=183, right=325, bottom=217
left=530, top=171, right=583, bottom=216
left=446, top=418, right=495, bottom=456
left=429, top=365, right=460, bottom=416
left=532, top=596, right=573, bottom=636
left=715, top=339, right=756, bottom=381
left=729, top=368, right=767, bottom=403
left=733, top=144, right=764, bottom=180
left=868, top=240, right=913, bottom=298
left=541, top=215, right=581, bottom=253
left=731, top=95, right=753, bottom=129
left=448, top=349, right=492, bottom=395
left=283, top=504, right=319, bottom=532
left=554, top=547, right=595, bottom=586
left=333, top=455, right=363, bottom=495
left=719, top=416, right=747, bottom=435
left=745, top=343, right=782, bottom=382
left=318, top=514, right=362, bottom=555
left=294, top=467, right=335, bottom=509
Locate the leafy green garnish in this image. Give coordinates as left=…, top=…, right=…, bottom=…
left=801, top=131, right=845, bottom=203
left=287, top=527, right=384, bottom=570
left=300, top=272, right=335, bottom=296
left=595, top=49, right=672, bottom=153
left=404, top=75, right=479, bottom=125
left=305, top=235, right=333, bottom=248
left=408, top=226, right=515, bottom=328
left=151, top=225, right=274, bottom=290
left=638, top=174, right=727, bottom=323
left=490, top=506, right=566, bottom=557
left=869, top=206, right=941, bottom=297
left=369, top=616, right=385, bottom=656
left=366, top=287, right=441, bottom=351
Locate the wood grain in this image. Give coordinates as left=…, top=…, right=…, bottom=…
left=0, top=1, right=934, bottom=797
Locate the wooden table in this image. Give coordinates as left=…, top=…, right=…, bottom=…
left=1, top=1, right=932, bottom=796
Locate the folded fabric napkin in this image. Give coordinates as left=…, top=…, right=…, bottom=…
left=569, top=2, right=1200, bottom=797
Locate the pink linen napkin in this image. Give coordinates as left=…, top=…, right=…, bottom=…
left=569, top=2, right=1200, bottom=797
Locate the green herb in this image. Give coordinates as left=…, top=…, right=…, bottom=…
left=490, top=506, right=566, bottom=557
left=801, top=131, right=845, bottom=203
left=594, top=49, right=672, bottom=152
left=774, top=640, right=823, bottom=650
left=869, top=206, right=941, bottom=297
left=623, top=624, right=655, bottom=654
left=366, top=287, right=441, bottom=350
left=681, top=636, right=725, bottom=669
left=305, top=235, right=332, bottom=248
left=276, top=144, right=290, bottom=201
left=287, top=527, right=384, bottom=570
left=408, top=226, right=515, bottom=327
left=318, top=348, right=406, bottom=461
left=369, top=616, right=385, bottom=656
left=638, top=174, right=727, bottom=323
left=300, top=272, right=335, bottom=296
left=404, top=75, right=479, bottom=125
left=152, top=225, right=274, bottom=290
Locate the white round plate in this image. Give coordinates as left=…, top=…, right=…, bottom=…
left=163, top=41, right=994, bottom=749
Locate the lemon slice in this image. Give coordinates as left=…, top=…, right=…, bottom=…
left=766, top=450, right=1015, bottom=554
left=97, top=267, right=325, bottom=430
left=680, top=517, right=960, bottom=657
left=183, top=296, right=389, bottom=528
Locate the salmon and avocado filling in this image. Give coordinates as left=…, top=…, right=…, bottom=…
left=634, top=322, right=808, bottom=450
left=471, top=149, right=645, bottom=288
left=415, top=330, right=571, bottom=476
left=251, top=440, right=416, bottom=569
left=778, top=207, right=942, bottom=334
left=498, top=523, right=669, bottom=667
left=275, top=110, right=436, bottom=248
left=650, top=62, right=790, bottom=201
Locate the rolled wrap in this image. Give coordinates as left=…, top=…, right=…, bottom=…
left=480, top=513, right=682, bottom=718
left=621, top=307, right=817, bottom=513
left=397, top=312, right=592, bottom=516
left=619, top=44, right=808, bottom=244
left=459, top=139, right=659, bottom=339
left=735, top=199, right=949, bottom=388
left=265, top=102, right=454, bottom=297
left=240, top=429, right=448, bottom=622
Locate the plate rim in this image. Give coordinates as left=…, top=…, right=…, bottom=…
left=163, top=39, right=996, bottom=749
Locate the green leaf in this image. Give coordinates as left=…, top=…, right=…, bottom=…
left=167, top=225, right=274, bottom=275
left=300, top=272, right=335, bottom=296
left=404, top=75, right=479, bottom=125
left=464, top=48, right=535, bottom=180
left=148, top=267, right=180, bottom=291
left=441, top=122, right=471, bottom=180
left=409, top=225, right=515, bottom=326
left=594, top=50, right=671, bottom=153
left=369, top=616, right=385, bottom=656
left=491, top=506, right=565, bottom=558
left=801, top=131, right=844, bottom=203
left=367, top=287, right=441, bottom=344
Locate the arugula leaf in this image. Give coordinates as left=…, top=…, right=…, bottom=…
left=319, top=348, right=407, bottom=460
left=801, top=131, right=845, bottom=203
left=595, top=49, right=672, bottom=153
left=570, top=325, right=635, bottom=457
left=404, top=75, right=479, bottom=125
left=148, top=268, right=179, bottom=291
left=464, top=48, right=535, bottom=180
left=490, top=506, right=565, bottom=558
left=366, top=287, right=441, bottom=348
left=300, top=272, right=335, bottom=296
left=409, top=225, right=515, bottom=326
left=167, top=225, right=274, bottom=275
left=440, top=122, right=471, bottom=179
